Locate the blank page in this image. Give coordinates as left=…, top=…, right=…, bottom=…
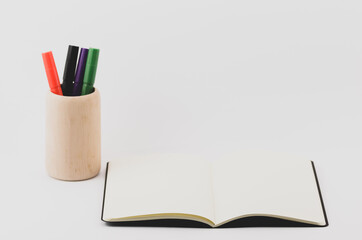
left=212, top=151, right=326, bottom=226
left=103, top=154, right=215, bottom=222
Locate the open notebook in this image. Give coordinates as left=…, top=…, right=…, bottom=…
left=101, top=152, right=328, bottom=228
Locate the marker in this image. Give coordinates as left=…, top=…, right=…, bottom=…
left=81, top=48, right=99, bottom=95
left=42, top=51, right=63, bottom=95
left=73, top=48, right=88, bottom=96
left=62, top=45, right=79, bottom=96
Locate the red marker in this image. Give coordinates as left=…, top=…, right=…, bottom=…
left=42, top=51, right=63, bottom=95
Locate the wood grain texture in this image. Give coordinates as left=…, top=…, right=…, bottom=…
left=45, top=89, right=101, bottom=181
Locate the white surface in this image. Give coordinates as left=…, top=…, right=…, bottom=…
left=0, top=0, right=361, bottom=239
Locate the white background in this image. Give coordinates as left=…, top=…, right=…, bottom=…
left=0, top=0, right=361, bottom=239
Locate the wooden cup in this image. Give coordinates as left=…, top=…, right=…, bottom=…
left=45, top=89, right=101, bottom=181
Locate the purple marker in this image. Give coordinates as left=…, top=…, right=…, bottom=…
left=73, top=48, right=89, bottom=96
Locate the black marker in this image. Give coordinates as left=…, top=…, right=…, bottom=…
left=62, top=45, right=79, bottom=96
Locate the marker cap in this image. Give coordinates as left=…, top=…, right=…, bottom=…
left=62, top=45, right=79, bottom=95
left=82, top=48, right=99, bottom=95
left=73, top=48, right=89, bottom=96
left=42, top=51, right=63, bottom=95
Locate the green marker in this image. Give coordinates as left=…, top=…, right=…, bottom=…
left=81, top=48, right=100, bottom=95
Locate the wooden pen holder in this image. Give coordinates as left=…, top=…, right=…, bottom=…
left=45, top=89, right=101, bottom=181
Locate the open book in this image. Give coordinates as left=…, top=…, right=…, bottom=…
left=101, top=152, right=328, bottom=227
